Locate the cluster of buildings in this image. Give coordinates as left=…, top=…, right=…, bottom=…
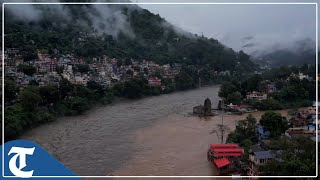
left=2, top=48, right=182, bottom=89
left=246, top=82, right=278, bottom=101
left=247, top=142, right=283, bottom=176
left=245, top=72, right=314, bottom=102
left=290, top=72, right=313, bottom=81
left=247, top=104, right=318, bottom=176
left=209, top=101, right=318, bottom=177
left=284, top=102, right=319, bottom=141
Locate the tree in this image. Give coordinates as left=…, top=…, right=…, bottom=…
left=65, top=96, right=89, bottom=114
left=87, top=80, right=105, bottom=97
left=244, top=74, right=263, bottom=92
left=218, top=82, right=237, bottom=99
left=4, top=104, right=29, bottom=141
left=56, top=66, right=64, bottom=74
left=258, top=81, right=269, bottom=93
left=241, top=138, right=253, bottom=163
left=219, top=82, right=243, bottom=104
left=29, top=80, right=39, bottom=86
left=19, top=86, right=41, bottom=111
left=39, top=85, right=59, bottom=105
left=73, top=86, right=95, bottom=100
left=260, top=137, right=316, bottom=177
left=126, top=69, right=134, bottom=76
left=151, top=87, right=161, bottom=95
left=124, top=58, right=132, bottom=65
left=143, top=67, right=149, bottom=75
left=17, top=64, right=37, bottom=76
left=117, top=59, right=123, bottom=67
left=59, top=78, right=74, bottom=99
left=133, top=65, right=140, bottom=72
left=249, top=99, right=282, bottom=110
left=236, top=114, right=257, bottom=142
left=175, top=71, right=194, bottom=90
left=260, top=112, right=288, bottom=137
left=22, top=46, right=37, bottom=61
left=112, top=83, right=124, bottom=97
left=226, top=91, right=243, bottom=104
left=123, top=79, right=146, bottom=98
left=74, top=64, right=90, bottom=73
left=4, top=79, right=19, bottom=104
left=226, top=114, right=257, bottom=144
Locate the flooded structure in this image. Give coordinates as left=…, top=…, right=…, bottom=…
left=207, top=144, right=244, bottom=176
left=193, top=98, right=213, bottom=116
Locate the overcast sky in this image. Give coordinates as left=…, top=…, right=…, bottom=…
left=3, top=0, right=318, bottom=54
left=138, top=0, right=317, bottom=53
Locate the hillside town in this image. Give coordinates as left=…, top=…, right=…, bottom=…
left=1, top=48, right=182, bottom=89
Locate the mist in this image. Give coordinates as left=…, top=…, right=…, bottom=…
left=3, top=0, right=136, bottom=39
left=138, top=1, right=317, bottom=55
left=3, top=0, right=317, bottom=58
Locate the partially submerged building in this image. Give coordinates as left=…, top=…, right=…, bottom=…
left=207, top=144, right=244, bottom=176
left=193, top=98, right=213, bottom=116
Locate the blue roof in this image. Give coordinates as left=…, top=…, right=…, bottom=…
left=257, top=124, right=270, bottom=135
left=254, top=151, right=273, bottom=159
left=308, top=124, right=316, bottom=127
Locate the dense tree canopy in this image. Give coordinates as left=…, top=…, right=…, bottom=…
left=17, top=64, right=37, bottom=76
left=260, top=112, right=288, bottom=138
left=260, top=137, right=316, bottom=177
left=218, top=82, right=243, bottom=104
left=4, top=79, right=19, bottom=104
left=227, top=114, right=257, bottom=145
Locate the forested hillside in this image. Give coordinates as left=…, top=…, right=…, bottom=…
left=3, top=2, right=257, bottom=72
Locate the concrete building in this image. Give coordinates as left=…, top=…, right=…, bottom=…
left=246, top=91, right=267, bottom=101
left=148, top=77, right=161, bottom=87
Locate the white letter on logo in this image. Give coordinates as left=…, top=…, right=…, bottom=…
left=8, top=147, right=35, bottom=178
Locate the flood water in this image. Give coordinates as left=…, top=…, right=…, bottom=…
left=20, top=85, right=290, bottom=178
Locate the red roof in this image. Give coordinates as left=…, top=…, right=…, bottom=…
left=210, top=144, right=239, bottom=149
left=214, top=158, right=231, bottom=168
left=213, top=148, right=242, bottom=153
left=214, top=153, right=242, bottom=157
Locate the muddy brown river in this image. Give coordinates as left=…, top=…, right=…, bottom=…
left=20, top=86, right=290, bottom=178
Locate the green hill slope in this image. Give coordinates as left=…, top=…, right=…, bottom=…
left=4, top=2, right=257, bottom=72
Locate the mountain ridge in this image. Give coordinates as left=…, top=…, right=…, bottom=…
left=244, top=38, right=316, bottom=67
left=3, top=2, right=257, bottom=73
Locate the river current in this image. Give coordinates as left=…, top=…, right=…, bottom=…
left=21, top=86, right=233, bottom=177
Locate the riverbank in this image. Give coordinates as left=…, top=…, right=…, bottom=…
left=4, top=81, right=220, bottom=142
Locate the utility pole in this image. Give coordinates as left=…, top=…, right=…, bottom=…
left=198, top=68, right=201, bottom=88
left=210, top=99, right=229, bottom=144
left=221, top=99, right=224, bottom=143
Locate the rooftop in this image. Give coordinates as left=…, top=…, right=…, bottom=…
left=249, top=144, right=264, bottom=153
left=253, top=151, right=273, bottom=160
left=210, top=144, right=239, bottom=149
left=214, top=158, right=231, bottom=168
